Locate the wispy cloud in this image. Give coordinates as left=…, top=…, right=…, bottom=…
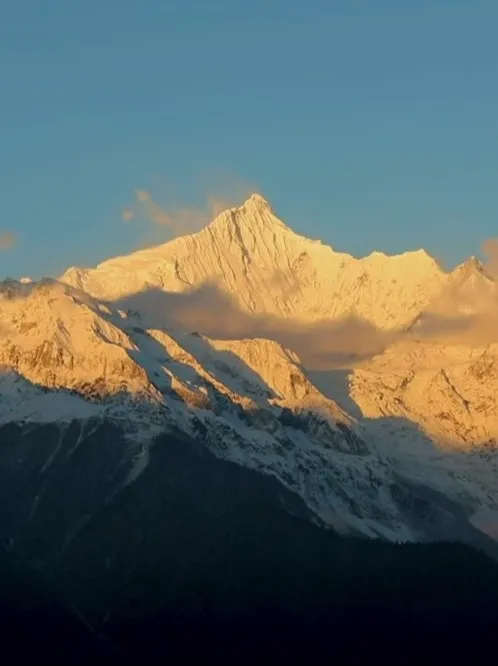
left=113, top=282, right=397, bottom=370
left=122, top=174, right=257, bottom=240
left=0, top=232, right=17, bottom=251
left=132, top=189, right=215, bottom=236
left=113, top=258, right=498, bottom=371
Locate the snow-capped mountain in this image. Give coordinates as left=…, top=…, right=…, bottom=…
left=2, top=194, right=498, bottom=561
left=61, top=194, right=449, bottom=329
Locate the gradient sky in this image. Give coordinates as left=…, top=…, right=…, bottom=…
left=1, top=0, right=498, bottom=279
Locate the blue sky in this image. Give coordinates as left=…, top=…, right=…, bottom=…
left=1, top=0, right=498, bottom=279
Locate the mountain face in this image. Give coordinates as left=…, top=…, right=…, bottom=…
left=2, top=194, right=498, bottom=568
left=3, top=427, right=498, bottom=664
left=61, top=194, right=449, bottom=329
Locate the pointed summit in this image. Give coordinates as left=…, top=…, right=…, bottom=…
left=425, top=253, right=498, bottom=318
left=207, top=192, right=288, bottom=233
left=460, top=256, right=485, bottom=273
left=449, top=255, right=488, bottom=283
left=244, top=193, right=272, bottom=211
left=238, top=192, right=280, bottom=223
left=226, top=192, right=273, bottom=216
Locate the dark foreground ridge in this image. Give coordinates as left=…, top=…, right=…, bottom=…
left=0, top=424, right=498, bottom=664
left=2, top=538, right=498, bottom=665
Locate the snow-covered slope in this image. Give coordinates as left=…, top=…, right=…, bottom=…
left=344, top=341, right=498, bottom=449
left=2, top=194, right=498, bottom=553
left=0, top=273, right=497, bottom=548
left=0, top=278, right=380, bottom=534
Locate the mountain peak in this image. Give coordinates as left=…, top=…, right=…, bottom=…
left=207, top=193, right=288, bottom=233
left=450, top=256, right=487, bottom=281
left=232, top=192, right=274, bottom=217
left=462, top=255, right=484, bottom=272
left=244, top=193, right=271, bottom=210
left=59, top=194, right=453, bottom=329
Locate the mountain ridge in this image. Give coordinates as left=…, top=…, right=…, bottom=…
left=1, top=194, right=498, bottom=554
left=60, top=195, right=450, bottom=329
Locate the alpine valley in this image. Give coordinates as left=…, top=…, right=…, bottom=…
left=2, top=194, right=498, bottom=662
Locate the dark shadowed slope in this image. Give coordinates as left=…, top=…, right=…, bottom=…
left=1, top=425, right=498, bottom=664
